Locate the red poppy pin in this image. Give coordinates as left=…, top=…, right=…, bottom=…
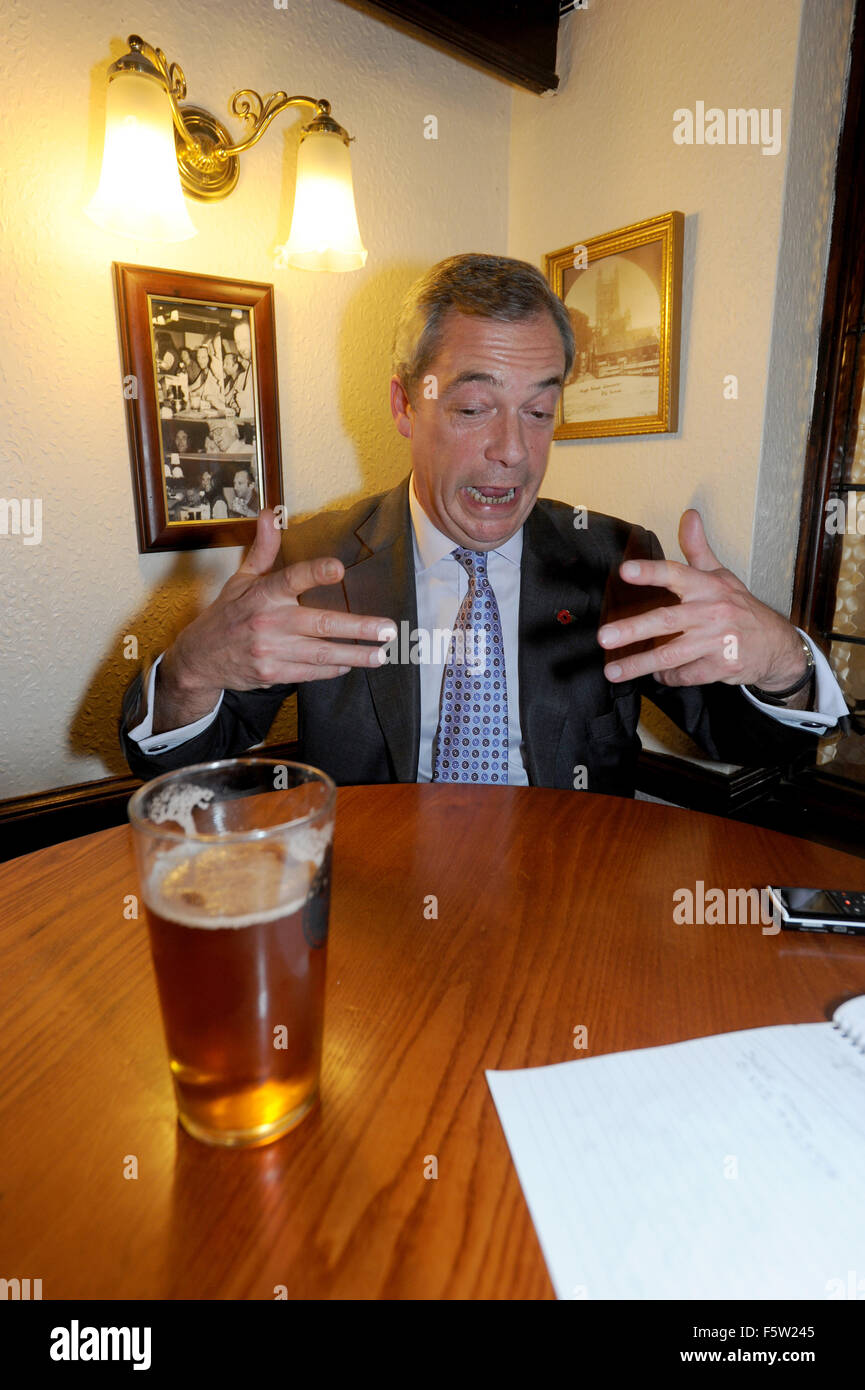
left=557, top=609, right=575, bottom=625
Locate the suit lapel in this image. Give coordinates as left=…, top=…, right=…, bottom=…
left=519, top=505, right=593, bottom=786
left=342, top=477, right=421, bottom=782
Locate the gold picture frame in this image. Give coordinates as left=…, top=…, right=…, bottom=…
left=545, top=211, right=683, bottom=440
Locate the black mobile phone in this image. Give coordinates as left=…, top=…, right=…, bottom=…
left=766, top=886, right=865, bottom=936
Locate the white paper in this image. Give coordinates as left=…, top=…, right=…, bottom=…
left=486, top=1016, right=865, bottom=1299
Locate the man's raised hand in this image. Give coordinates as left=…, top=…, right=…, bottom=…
left=153, top=509, right=397, bottom=733
left=596, top=508, right=808, bottom=692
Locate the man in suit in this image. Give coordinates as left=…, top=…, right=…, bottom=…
left=120, top=254, right=847, bottom=792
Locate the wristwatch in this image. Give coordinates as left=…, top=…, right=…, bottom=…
left=745, top=636, right=816, bottom=706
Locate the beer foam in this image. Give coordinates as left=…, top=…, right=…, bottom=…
left=287, top=823, right=332, bottom=866
left=145, top=840, right=316, bottom=929
left=148, top=782, right=216, bottom=836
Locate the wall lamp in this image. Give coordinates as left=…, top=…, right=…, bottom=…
left=86, top=34, right=367, bottom=271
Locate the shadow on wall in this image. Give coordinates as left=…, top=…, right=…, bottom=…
left=68, top=544, right=299, bottom=776
left=67, top=554, right=220, bottom=777
left=336, top=260, right=428, bottom=500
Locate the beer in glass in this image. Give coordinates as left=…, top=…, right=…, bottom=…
left=128, top=759, right=335, bottom=1147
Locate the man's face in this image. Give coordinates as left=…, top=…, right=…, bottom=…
left=175, top=431, right=189, bottom=452
left=233, top=470, right=251, bottom=500
left=233, top=322, right=251, bottom=361
left=391, top=310, right=564, bottom=550
left=216, top=422, right=239, bottom=451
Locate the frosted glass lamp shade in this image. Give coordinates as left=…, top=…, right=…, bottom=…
left=280, top=130, right=367, bottom=272
left=86, top=72, right=197, bottom=242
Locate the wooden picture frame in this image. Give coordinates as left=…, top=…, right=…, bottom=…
left=545, top=211, right=684, bottom=440
left=113, top=263, right=283, bottom=552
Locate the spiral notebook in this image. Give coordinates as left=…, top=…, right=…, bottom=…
left=486, top=996, right=865, bottom=1300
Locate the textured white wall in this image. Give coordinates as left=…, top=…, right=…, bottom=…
left=0, top=0, right=509, bottom=796
left=509, top=0, right=850, bottom=595
left=752, top=0, right=855, bottom=611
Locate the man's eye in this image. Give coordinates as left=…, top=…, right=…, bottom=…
left=528, top=409, right=554, bottom=420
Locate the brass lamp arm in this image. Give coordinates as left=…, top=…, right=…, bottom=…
left=222, top=91, right=327, bottom=159
left=126, top=35, right=196, bottom=151
left=123, top=34, right=342, bottom=202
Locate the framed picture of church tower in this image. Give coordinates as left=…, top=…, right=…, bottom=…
left=545, top=211, right=683, bottom=440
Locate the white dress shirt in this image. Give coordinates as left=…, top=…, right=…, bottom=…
left=408, top=477, right=528, bottom=783
left=128, top=476, right=850, bottom=765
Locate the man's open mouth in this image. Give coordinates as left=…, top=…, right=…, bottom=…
left=464, top=485, right=517, bottom=506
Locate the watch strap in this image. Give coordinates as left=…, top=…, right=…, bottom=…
left=745, top=636, right=815, bottom=705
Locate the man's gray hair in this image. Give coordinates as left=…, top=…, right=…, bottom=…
left=392, top=253, right=575, bottom=397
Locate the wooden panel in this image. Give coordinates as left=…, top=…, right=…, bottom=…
left=0, top=742, right=301, bottom=863
left=340, top=0, right=560, bottom=94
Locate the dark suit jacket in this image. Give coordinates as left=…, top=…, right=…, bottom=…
left=120, top=476, right=817, bottom=793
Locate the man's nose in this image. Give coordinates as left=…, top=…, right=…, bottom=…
left=485, top=409, right=526, bottom=466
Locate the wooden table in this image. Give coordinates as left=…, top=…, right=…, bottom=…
left=2, top=786, right=865, bottom=1300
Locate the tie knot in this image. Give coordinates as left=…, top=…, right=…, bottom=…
left=452, top=547, right=488, bottom=580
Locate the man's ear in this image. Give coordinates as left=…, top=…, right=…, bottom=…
left=390, top=377, right=413, bottom=439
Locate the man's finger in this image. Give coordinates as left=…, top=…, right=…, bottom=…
left=247, top=662, right=354, bottom=686
left=618, top=556, right=719, bottom=599
left=281, top=663, right=353, bottom=684
left=258, top=554, right=347, bottom=602
left=282, top=606, right=398, bottom=645
left=236, top=508, right=282, bottom=578
left=598, top=599, right=724, bottom=652
left=678, top=508, right=724, bottom=573
left=653, top=657, right=732, bottom=687
left=604, top=633, right=710, bottom=684
left=262, top=638, right=393, bottom=673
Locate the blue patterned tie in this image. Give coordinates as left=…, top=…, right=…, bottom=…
left=432, top=548, right=508, bottom=784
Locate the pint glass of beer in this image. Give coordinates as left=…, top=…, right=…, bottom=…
left=128, top=758, right=335, bottom=1148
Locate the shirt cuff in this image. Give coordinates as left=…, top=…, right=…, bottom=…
left=127, top=652, right=224, bottom=754
left=739, top=629, right=849, bottom=732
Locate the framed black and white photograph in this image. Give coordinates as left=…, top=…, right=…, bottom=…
left=114, top=264, right=283, bottom=551
left=545, top=212, right=683, bottom=440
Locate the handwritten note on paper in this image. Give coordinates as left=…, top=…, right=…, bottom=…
left=486, top=1021, right=865, bottom=1300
